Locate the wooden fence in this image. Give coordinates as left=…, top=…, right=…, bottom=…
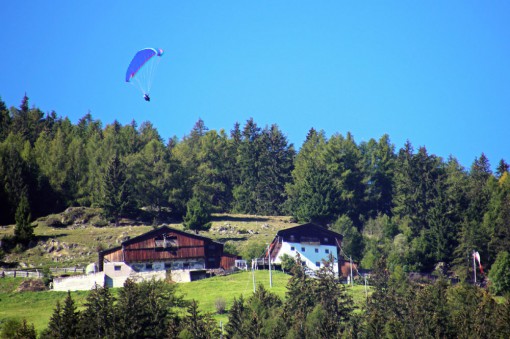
left=0, top=267, right=85, bottom=279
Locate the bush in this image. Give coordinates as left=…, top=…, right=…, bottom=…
left=90, top=216, right=109, bottom=227
left=215, top=297, right=226, bottom=314
left=44, top=215, right=65, bottom=228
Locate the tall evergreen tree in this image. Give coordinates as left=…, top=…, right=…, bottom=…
left=232, top=118, right=262, bottom=214
left=285, top=128, right=334, bottom=223
left=496, top=159, right=509, bottom=179
left=43, top=291, right=79, bottom=339
left=323, top=132, right=364, bottom=226
left=14, top=192, right=34, bottom=246
left=283, top=254, right=316, bottom=337
left=255, top=124, right=295, bottom=215
left=225, top=296, right=246, bottom=339
left=360, top=134, right=395, bottom=219
left=0, top=97, right=10, bottom=142
left=183, top=196, right=212, bottom=234
left=179, top=300, right=219, bottom=339
left=78, top=285, right=116, bottom=339
left=100, top=153, right=130, bottom=225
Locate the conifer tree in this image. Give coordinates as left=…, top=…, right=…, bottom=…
left=100, top=153, right=130, bottom=225
left=14, top=319, right=37, bottom=339
left=225, top=296, right=246, bottom=339
left=78, top=285, right=116, bottom=338
left=43, top=300, right=64, bottom=338
left=61, top=291, right=79, bottom=338
left=179, top=300, right=219, bottom=339
left=311, top=254, right=353, bottom=337
left=14, top=192, right=35, bottom=246
left=283, top=254, right=316, bottom=337
left=183, top=196, right=212, bottom=234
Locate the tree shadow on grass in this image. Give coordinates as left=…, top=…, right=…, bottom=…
left=215, top=236, right=248, bottom=243
left=211, top=215, right=272, bottom=223
left=35, top=234, right=68, bottom=242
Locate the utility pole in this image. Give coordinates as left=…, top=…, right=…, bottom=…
left=473, top=250, right=477, bottom=284
left=252, top=259, right=256, bottom=292
left=350, top=257, right=354, bottom=286
left=364, top=274, right=368, bottom=301
left=268, top=243, right=273, bottom=288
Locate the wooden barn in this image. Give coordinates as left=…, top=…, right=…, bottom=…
left=264, top=223, right=344, bottom=277
left=98, top=226, right=238, bottom=286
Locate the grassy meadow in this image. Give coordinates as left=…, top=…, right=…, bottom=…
left=0, top=271, right=370, bottom=334
left=0, top=209, right=366, bottom=334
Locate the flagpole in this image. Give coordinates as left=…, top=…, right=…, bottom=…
left=473, top=251, right=476, bottom=283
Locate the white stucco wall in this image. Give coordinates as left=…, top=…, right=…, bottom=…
left=52, top=259, right=206, bottom=291
left=53, top=272, right=105, bottom=291
left=273, top=242, right=338, bottom=273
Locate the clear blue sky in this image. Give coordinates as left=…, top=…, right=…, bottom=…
left=2, top=1, right=509, bottom=170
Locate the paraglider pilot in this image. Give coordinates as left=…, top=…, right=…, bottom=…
left=144, top=94, right=150, bottom=102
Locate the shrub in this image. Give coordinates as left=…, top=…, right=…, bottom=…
left=90, top=216, right=109, bottom=227
left=215, top=297, right=226, bottom=314
left=44, top=215, right=65, bottom=228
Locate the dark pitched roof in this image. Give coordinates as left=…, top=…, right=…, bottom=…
left=276, top=223, right=343, bottom=240
left=120, top=225, right=220, bottom=247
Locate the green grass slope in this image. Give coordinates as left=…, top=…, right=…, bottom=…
left=0, top=271, right=369, bottom=334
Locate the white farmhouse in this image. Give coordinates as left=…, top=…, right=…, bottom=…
left=265, top=223, right=343, bottom=277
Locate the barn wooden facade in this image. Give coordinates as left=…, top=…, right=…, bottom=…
left=99, top=226, right=237, bottom=272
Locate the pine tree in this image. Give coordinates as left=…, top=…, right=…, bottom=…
left=285, top=128, right=334, bottom=223
left=232, top=118, right=262, bottom=214
left=78, top=285, right=116, bottom=338
left=496, top=159, right=509, bottom=178
left=14, top=319, right=37, bottom=339
left=283, top=254, right=316, bottom=337
left=225, top=296, right=246, bottom=339
left=14, top=192, right=34, bottom=246
left=310, top=254, right=353, bottom=337
left=43, top=300, right=64, bottom=338
left=183, top=196, right=212, bottom=234
left=115, top=279, right=145, bottom=338
left=255, top=124, right=295, bottom=215
left=180, top=300, right=220, bottom=339
left=0, top=97, right=11, bottom=142
left=100, top=153, right=130, bottom=226
left=360, top=134, right=396, bottom=219
left=61, top=291, right=79, bottom=338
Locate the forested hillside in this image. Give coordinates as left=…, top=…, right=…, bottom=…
left=1, top=94, right=509, bottom=281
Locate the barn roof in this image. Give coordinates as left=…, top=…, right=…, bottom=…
left=120, top=225, right=221, bottom=246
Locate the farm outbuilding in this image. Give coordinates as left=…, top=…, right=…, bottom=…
left=53, top=226, right=239, bottom=291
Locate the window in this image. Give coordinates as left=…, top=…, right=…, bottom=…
left=316, top=262, right=321, bottom=267
left=325, top=249, right=330, bottom=254
left=315, top=248, right=319, bottom=253
left=290, top=246, right=295, bottom=251
left=301, top=247, right=305, bottom=252
left=114, top=265, right=121, bottom=271
left=324, top=237, right=329, bottom=242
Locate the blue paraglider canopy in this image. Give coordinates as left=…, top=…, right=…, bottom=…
left=125, top=48, right=164, bottom=100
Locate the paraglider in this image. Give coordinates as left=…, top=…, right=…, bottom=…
left=125, top=48, right=163, bottom=101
